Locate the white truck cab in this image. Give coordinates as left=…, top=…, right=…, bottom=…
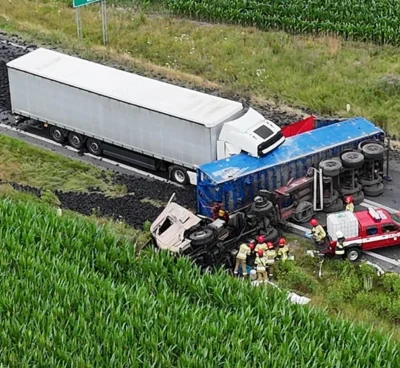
left=217, top=107, right=285, bottom=159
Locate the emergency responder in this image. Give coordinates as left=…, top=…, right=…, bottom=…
left=265, top=242, right=277, bottom=280
left=255, top=235, right=267, bottom=252
left=345, top=196, right=354, bottom=212
left=277, top=237, right=290, bottom=261
left=310, top=219, right=327, bottom=249
left=335, top=231, right=346, bottom=259
left=254, top=249, right=268, bottom=282
left=234, top=241, right=253, bottom=276
left=217, top=208, right=230, bottom=223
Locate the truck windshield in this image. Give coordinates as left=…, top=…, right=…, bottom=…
left=390, top=213, right=400, bottom=225
left=253, top=125, right=273, bottom=139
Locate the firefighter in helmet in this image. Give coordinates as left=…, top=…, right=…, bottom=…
left=265, top=242, right=277, bottom=280
left=310, top=219, right=327, bottom=249
left=345, top=196, right=354, bottom=212
left=234, top=241, right=254, bottom=276
left=254, top=249, right=268, bottom=282
left=277, top=237, right=290, bottom=261
left=255, top=235, right=267, bottom=252
left=217, top=208, right=229, bottom=223
left=335, top=231, right=346, bottom=259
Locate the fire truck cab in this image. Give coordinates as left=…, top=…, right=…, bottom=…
left=325, top=208, right=400, bottom=261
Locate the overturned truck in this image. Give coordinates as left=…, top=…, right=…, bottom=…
left=150, top=193, right=281, bottom=269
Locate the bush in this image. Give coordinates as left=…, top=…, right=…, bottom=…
left=382, top=273, right=400, bottom=296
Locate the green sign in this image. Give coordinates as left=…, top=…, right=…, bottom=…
left=73, top=0, right=100, bottom=8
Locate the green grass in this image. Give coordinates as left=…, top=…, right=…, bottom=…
left=0, top=196, right=399, bottom=366
left=0, top=134, right=122, bottom=193
left=2, top=1, right=400, bottom=134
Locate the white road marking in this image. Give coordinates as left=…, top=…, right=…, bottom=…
left=0, top=123, right=183, bottom=187
left=363, top=251, right=400, bottom=267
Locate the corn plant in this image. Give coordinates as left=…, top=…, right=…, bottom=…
left=157, top=0, right=400, bottom=45
left=0, top=197, right=399, bottom=366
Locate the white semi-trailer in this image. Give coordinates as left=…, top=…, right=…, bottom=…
left=6, top=48, right=285, bottom=184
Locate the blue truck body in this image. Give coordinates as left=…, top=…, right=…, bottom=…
left=196, top=117, right=385, bottom=218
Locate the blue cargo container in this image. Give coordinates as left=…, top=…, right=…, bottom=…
left=196, top=117, right=384, bottom=218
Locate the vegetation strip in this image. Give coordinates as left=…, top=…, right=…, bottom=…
left=0, top=197, right=399, bottom=366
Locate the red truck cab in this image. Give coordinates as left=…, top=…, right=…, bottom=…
left=325, top=208, right=400, bottom=261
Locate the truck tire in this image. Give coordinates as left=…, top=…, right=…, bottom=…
left=323, top=190, right=339, bottom=205
left=250, top=200, right=274, bottom=217
left=189, top=229, right=214, bottom=246
left=86, top=138, right=103, bottom=156
left=346, top=247, right=362, bottom=262
left=293, top=201, right=314, bottom=223
left=352, top=190, right=364, bottom=205
left=340, top=151, right=364, bottom=169
left=339, top=183, right=362, bottom=195
left=261, top=227, right=279, bottom=243
left=323, top=198, right=344, bottom=213
left=49, top=126, right=66, bottom=143
left=68, top=132, right=84, bottom=149
left=359, top=175, right=382, bottom=186
left=319, top=159, right=342, bottom=177
left=363, top=182, right=384, bottom=197
left=361, top=143, right=384, bottom=160
left=170, top=166, right=189, bottom=185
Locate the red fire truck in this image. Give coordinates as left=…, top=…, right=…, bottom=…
left=324, top=207, right=400, bottom=261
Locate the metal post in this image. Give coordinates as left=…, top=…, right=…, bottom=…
left=101, top=0, right=108, bottom=45
left=75, top=8, right=82, bottom=40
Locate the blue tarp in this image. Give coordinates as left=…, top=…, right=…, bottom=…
left=196, top=117, right=385, bottom=217
left=198, top=117, right=384, bottom=185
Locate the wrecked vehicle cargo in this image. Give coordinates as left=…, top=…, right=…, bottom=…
left=150, top=193, right=281, bottom=269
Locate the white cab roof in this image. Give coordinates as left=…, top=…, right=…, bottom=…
left=7, top=48, right=243, bottom=127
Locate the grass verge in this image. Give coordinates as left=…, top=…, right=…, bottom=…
left=0, top=196, right=398, bottom=366
left=0, top=134, right=119, bottom=193
left=2, top=1, right=400, bottom=133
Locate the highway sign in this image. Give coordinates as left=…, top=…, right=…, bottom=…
left=73, top=0, right=99, bottom=8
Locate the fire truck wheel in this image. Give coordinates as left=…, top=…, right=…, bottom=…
left=319, top=159, right=342, bottom=177
left=352, top=190, right=364, bottom=205
left=346, top=247, right=362, bottom=262
left=323, top=198, right=344, bottom=213
left=363, top=182, right=384, bottom=197
left=361, top=143, right=384, bottom=160
left=359, top=175, right=382, bottom=187
left=189, top=229, right=214, bottom=246
left=340, top=151, right=364, bottom=169
left=339, top=183, right=362, bottom=195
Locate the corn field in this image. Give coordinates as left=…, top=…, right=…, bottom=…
left=0, top=198, right=399, bottom=366
left=140, top=0, right=400, bottom=45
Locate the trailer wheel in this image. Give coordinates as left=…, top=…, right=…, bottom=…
left=261, top=227, right=279, bottom=243
left=359, top=175, right=382, bottom=186
left=323, top=198, right=344, bottom=213
left=249, top=201, right=274, bottom=217
left=319, top=159, right=342, bottom=177
left=49, top=126, right=65, bottom=143
left=351, top=190, right=365, bottom=205
left=361, top=143, right=384, bottom=160
left=189, top=229, right=214, bottom=246
left=86, top=138, right=103, bottom=156
left=340, top=151, right=364, bottom=169
left=363, top=182, right=384, bottom=197
left=68, top=132, right=84, bottom=149
left=346, top=247, right=362, bottom=262
left=170, top=166, right=189, bottom=185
